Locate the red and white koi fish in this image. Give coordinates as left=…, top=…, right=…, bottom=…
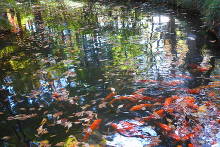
left=143, top=109, right=165, bottom=121
left=83, top=119, right=102, bottom=141
left=170, top=74, right=192, bottom=79
left=181, top=133, right=194, bottom=141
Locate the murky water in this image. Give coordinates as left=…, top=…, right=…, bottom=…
left=0, top=0, right=220, bottom=146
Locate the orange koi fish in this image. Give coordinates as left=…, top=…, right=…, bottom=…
left=103, top=92, right=116, bottom=101
left=83, top=119, right=102, bottom=141
left=192, top=124, right=203, bottom=134
left=154, top=109, right=165, bottom=117
left=181, top=133, right=194, bottom=141
left=140, top=96, right=155, bottom=101
left=187, top=103, right=198, bottom=109
left=208, top=91, right=216, bottom=97
left=132, top=88, right=147, bottom=94
left=184, top=96, right=195, bottom=104
left=188, top=64, right=210, bottom=72
left=201, top=84, right=219, bottom=89
left=131, top=94, right=146, bottom=99
left=129, top=104, right=153, bottom=111
left=187, top=88, right=201, bottom=94
left=188, top=144, right=194, bottom=147
left=143, top=114, right=156, bottom=121
left=140, top=96, right=163, bottom=102
left=166, top=108, right=174, bottom=113
left=168, top=133, right=181, bottom=141
left=110, top=96, right=137, bottom=104
left=181, top=96, right=198, bottom=109
left=164, top=80, right=184, bottom=86
left=210, top=75, right=220, bottom=78
left=197, top=66, right=210, bottom=72
left=164, top=97, right=175, bottom=106
left=131, top=93, right=163, bottom=102
left=143, top=109, right=165, bottom=121
left=52, top=92, right=60, bottom=98
left=157, top=123, right=172, bottom=132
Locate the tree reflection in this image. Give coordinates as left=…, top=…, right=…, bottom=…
left=0, top=0, right=219, bottom=146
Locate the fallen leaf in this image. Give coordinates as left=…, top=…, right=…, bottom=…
left=99, top=102, right=107, bottom=108
left=55, top=142, right=65, bottom=146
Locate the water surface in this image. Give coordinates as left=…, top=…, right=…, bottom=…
left=0, top=0, right=220, bottom=146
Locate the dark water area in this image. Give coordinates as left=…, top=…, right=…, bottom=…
left=0, top=0, right=220, bottom=146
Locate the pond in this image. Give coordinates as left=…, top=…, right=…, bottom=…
left=0, top=0, right=220, bottom=146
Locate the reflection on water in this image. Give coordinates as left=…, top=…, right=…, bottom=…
left=0, top=0, right=220, bottom=146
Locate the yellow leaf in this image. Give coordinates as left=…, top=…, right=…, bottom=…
left=198, top=105, right=207, bottom=112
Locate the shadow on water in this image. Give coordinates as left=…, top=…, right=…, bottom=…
left=0, top=0, right=220, bottom=146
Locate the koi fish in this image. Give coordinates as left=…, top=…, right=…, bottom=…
left=132, top=88, right=147, bottom=94
left=143, top=109, right=165, bottom=121
left=164, top=97, right=175, bottom=106
left=171, top=74, right=192, bottom=79
left=120, top=121, right=140, bottom=130
left=188, top=144, right=194, bottom=147
left=111, top=121, right=148, bottom=138
left=154, top=109, right=165, bottom=117
left=83, top=119, right=102, bottom=141
left=103, top=92, right=116, bottom=101
left=163, top=80, right=184, bottom=86
left=111, top=123, right=149, bottom=138
left=131, top=93, right=163, bottom=102
left=131, top=94, right=146, bottom=99
left=197, top=66, right=210, bottom=72
left=52, top=92, right=60, bottom=98
left=111, top=122, right=134, bottom=134
left=187, top=88, right=201, bottom=94
left=184, top=96, right=195, bottom=104
left=166, top=108, right=174, bottom=113
left=157, top=123, right=172, bottom=132
left=187, top=103, right=198, bottom=109
left=110, top=96, right=137, bottom=104
left=192, top=124, right=203, bottom=133
left=188, top=64, right=210, bottom=72
left=111, top=123, right=126, bottom=134
left=182, top=133, right=194, bottom=140
left=142, top=96, right=162, bottom=102
left=129, top=104, right=153, bottom=111
left=142, top=114, right=157, bottom=121
left=136, top=80, right=158, bottom=83
left=210, top=75, right=220, bottom=78
left=168, top=133, right=181, bottom=141
left=200, top=84, right=219, bottom=89
left=208, top=91, right=216, bottom=97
